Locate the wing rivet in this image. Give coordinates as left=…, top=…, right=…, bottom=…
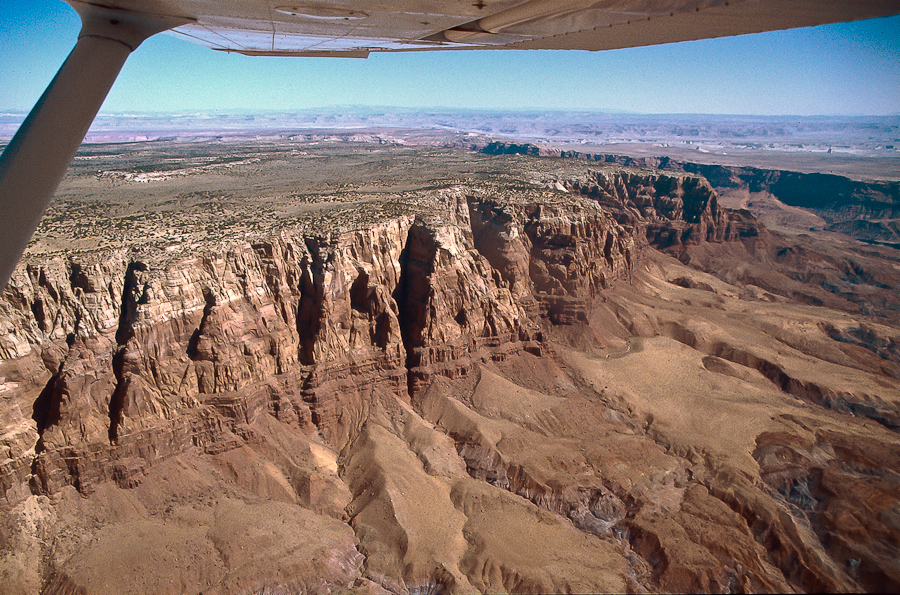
left=274, top=6, right=367, bottom=20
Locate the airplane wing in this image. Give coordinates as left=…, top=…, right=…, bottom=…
left=146, top=0, right=900, bottom=56
left=2, top=0, right=900, bottom=289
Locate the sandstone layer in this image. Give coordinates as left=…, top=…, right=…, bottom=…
left=1, top=144, right=898, bottom=594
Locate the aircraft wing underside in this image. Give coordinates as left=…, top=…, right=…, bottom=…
left=82, top=0, right=900, bottom=57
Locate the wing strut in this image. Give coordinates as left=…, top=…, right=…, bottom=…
left=0, top=2, right=192, bottom=289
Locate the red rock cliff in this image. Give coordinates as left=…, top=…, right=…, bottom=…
left=1, top=186, right=643, bottom=501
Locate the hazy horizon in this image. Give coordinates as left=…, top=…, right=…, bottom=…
left=2, top=106, right=900, bottom=118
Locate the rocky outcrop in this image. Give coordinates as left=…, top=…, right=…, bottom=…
left=467, top=192, right=636, bottom=324
left=2, top=163, right=774, bottom=510
left=0, top=185, right=644, bottom=505
left=561, top=169, right=763, bottom=253
left=481, top=141, right=900, bottom=243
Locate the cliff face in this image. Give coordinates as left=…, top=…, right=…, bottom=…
left=684, top=164, right=900, bottom=221
left=0, top=187, right=639, bottom=505
left=4, top=159, right=897, bottom=595
left=481, top=140, right=900, bottom=243
left=561, top=168, right=763, bottom=252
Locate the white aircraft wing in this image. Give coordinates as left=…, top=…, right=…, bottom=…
left=2, top=0, right=899, bottom=289
left=129, top=0, right=900, bottom=56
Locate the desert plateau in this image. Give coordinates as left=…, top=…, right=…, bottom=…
left=1, top=119, right=899, bottom=594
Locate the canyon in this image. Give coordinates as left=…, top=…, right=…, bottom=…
left=1, top=139, right=899, bottom=594
left=482, top=141, right=900, bottom=245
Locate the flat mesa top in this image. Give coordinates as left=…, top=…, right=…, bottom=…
left=23, top=136, right=680, bottom=260
left=69, top=0, right=900, bottom=56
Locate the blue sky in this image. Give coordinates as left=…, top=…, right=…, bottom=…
left=2, top=0, right=899, bottom=116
